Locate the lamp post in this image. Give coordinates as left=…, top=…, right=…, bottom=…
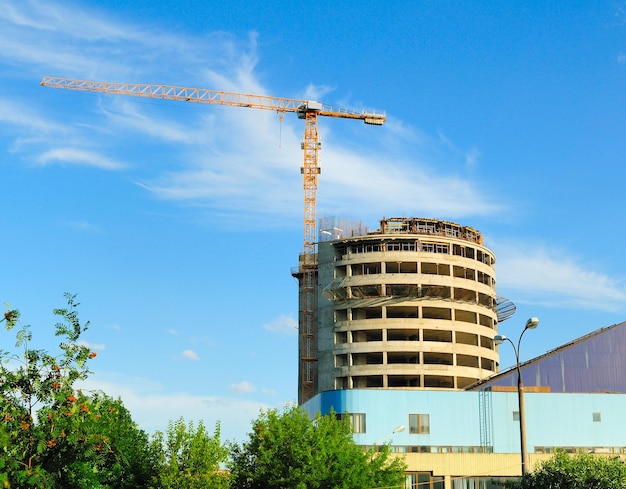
left=494, top=317, right=539, bottom=476
left=372, top=425, right=405, bottom=451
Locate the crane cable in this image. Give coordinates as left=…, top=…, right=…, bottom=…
left=277, top=110, right=285, bottom=147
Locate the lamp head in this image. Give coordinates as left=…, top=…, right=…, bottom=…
left=494, top=334, right=506, bottom=345
left=525, top=317, right=540, bottom=330
left=393, top=425, right=406, bottom=434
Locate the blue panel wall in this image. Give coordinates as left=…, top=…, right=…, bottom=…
left=523, top=393, right=626, bottom=448
left=303, top=389, right=626, bottom=453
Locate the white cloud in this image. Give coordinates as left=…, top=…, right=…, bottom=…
left=230, top=380, right=256, bottom=394
left=78, top=340, right=105, bottom=351
left=37, top=148, right=125, bottom=170
left=1, top=0, right=499, bottom=227
left=303, top=83, right=336, bottom=101
left=465, top=147, right=481, bottom=166
left=181, top=349, right=199, bottom=361
left=437, top=130, right=482, bottom=168
left=319, top=146, right=499, bottom=220
left=495, top=241, right=626, bottom=311
left=0, top=1, right=193, bottom=78
left=100, top=100, right=203, bottom=144
left=78, top=374, right=274, bottom=442
left=0, top=99, right=64, bottom=134
left=64, top=220, right=102, bottom=233
left=263, top=314, right=298, bottom=335
left=138, top=113, right=498, bottom=225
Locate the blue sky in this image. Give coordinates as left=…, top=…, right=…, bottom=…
left=2, top=0, right=626, bottom=443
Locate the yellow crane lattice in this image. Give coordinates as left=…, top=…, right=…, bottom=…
left=40, top=75, right=386, bottom=403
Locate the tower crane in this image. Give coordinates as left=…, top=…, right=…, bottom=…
left=40, top=76, right=386, bottom=403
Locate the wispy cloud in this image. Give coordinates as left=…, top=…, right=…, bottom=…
left=0, top=0, right=195, bottom=78
left=263, top=314, right=298, bottom=335
left=495, top=240, right=626, bottom=311
left=303, top=83, right=336, bottom=101
left=37, top=148, right=125, bottom=170
left=78, top=373, right=274, bottom=442
left=100, top=100, right=204, bottom=144
left=63, top=220, right=103, bottom=233
left=78, top=340, right=105, bottom=351
left=464, top=147, right=481, bottom=166
left=0, top=99, right=64, bottom=134
left=1, top=0, right=499, bottom=227
left=320, top=146, right=499, bottom=219
left=437, top=130, right=482, bottom=168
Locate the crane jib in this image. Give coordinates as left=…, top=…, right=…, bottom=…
left=40, top=74, right=385, bottom=404
left=40, top=76, right=385, bottom=123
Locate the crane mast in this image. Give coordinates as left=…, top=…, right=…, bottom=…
left=41, top=76, right=385, bottom=403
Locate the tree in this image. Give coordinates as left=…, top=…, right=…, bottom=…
left=0, top=294, right=156, bottom=488
left=228, top=404, right=407, bottom=489
left=149, top=417, right=229, bottom=489
left=504, top=451, right=626, bottom=489
left=36, top=392, right=157, bottom=489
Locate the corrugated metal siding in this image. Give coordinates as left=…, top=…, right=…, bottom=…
left=475, top=322, right=626, bottom=393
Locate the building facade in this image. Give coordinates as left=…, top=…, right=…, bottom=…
left=297, top=217, right=626, bottom=488
left=314, top=217, right=501, bottom=396
left=303, top=386, right=626, bottom=489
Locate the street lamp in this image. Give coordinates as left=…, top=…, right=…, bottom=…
left=372, top=425, right=405, bottom=452
left=494, top=316, right=539, bottom=475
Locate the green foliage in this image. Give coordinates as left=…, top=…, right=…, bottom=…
left=150, top=417, right=229, bottom=489
left=228, top=404, right=407, bottom=489
left=0, top=294, right=156, bottom=488
left=37, top=392, right=157, bottom=489
left=504, top=451, right=626, bottom=489
left=2, top=295, right=408, bottom=489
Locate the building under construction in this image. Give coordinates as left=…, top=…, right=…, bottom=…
left=299, top=216, right=626, bottom=487
left=295, top=216, right=511, bottom=403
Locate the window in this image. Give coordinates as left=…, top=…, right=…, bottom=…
left=334, top=265, right=347, bottom=277
left=455, top=309, right=477, bottom=324
left=352, top=242, right=381, bottom=253
left=334, top=331, right=348, bottom=344
left=423, top=243, right=434, bottom=253
left=406, top=472, right=444, bottom=489
left=335, top=354, right=348, bottom=367
left=387, top=241, right=416, bottom=251
left=334, top=246, right=347, bottom=258
left=421, top=243, right=449, bottom=255
left=513, top=411, right=520, bottom=421
left=336, top=413, right=366, bottom=433
left=479, top=314, right=494, bottom=328
left=423, top=307, right=452, bottom=320
left=409, top=414, right=430, bottom=434
left=593, top=412, right=602, bottom=422
left=456, top=331, right=478, bottom=346
left=435, top=244, right=449, bottom=254
left=481, top=357, right=495, bottom=370
left=453, top=244, right=465, bottom=256
left=452, top=477, right=516, bottom=489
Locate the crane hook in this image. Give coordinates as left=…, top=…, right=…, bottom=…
left=277, top=110, right=285, bottom=147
